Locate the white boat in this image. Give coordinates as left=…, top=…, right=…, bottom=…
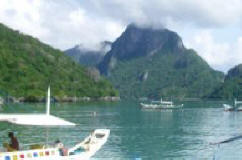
left=67, top=129, right=110, bottom=159
left=0, top=129, right=110, bottom=160
left=223, top=104, right=235, bottom=111
left=0, top=86, right=110, bottom=160
left=224, top=99, right=242, bottom=112
left=140, top=98, right=183, bottom=109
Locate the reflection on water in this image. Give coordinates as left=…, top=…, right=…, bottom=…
left=0, top=101, right=242, bottom=159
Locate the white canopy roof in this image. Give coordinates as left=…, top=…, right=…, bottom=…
left=0, top=86, right=76, bottom=126
left=0, top=114, right=76, bottom=126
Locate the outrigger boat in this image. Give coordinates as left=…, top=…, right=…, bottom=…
left=223, top=99, right=242, bottom=112
left=140, top=98, right=183, bottom=109
left=0, top=86, right=110, bottom=160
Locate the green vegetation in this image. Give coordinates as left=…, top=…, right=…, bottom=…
left=210, top=64, right=242, bottom=99
left=98, top=24, right=224, bottom=99
left=0, top=23, right=118, bottom=100
left=108, top=49, right=224, bottom=99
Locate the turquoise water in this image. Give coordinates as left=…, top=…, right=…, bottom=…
left=1, top=101, right=242, bottom=159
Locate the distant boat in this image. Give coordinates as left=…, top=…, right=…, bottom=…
left=140, top=98, right=183, bottom=109
left=224, top=99, right=242, bottom=112
left=0, top=86, right=110, bottom=160
left=223, top=104, right=234, bottom=111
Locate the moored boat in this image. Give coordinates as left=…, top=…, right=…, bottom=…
left=223, top=99, right=242, bottom=112
left=68, top=129, right=110, bottom=159
left=0, top=86, right=110, bottom=160
left=223, top=104, right=235, bottom=111
left=140, top=98, right=183, bottom=109
left=0, top=129, right=110, bottom=160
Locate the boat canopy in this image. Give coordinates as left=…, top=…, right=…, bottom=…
left=0, top=114, right=75, bottom=126
left=235, top=99, right=242, bottom=106
left=0, top=86, right=76, bottom=126
left=151, top=99, right=173, bottom=105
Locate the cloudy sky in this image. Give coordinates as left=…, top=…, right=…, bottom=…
left=0, top=0, right=242, bottom=72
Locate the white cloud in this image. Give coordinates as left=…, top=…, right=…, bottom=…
left=83, top=0, right=242, bottom=28
left=234, top=37, right=242, bottom=64
left=0, top=0, right=125, bottom=50
left=184, top=30, right=242, bottom=72
left=65, top=8, right=124, bottom=50
left=0, top=0, right=242, bottom=71
left=0, top=0, right=48, bottom=37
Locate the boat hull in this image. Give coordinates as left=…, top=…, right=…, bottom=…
left=0, top=129, right=110, bottom=160
left=140, top=103, right=183, bottom=109
left=223, top=104, right=236, bottom=111
left=223, top=104, right=242, bottom=112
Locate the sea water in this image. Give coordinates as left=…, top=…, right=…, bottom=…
left=1, top=101, right=242, bottom=159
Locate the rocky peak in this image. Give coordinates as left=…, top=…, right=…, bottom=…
left=111, top=24, right=184, bottom=60
left=226, top=64, right=242, bottom=80
left=99, top=23, right=185, bottom=74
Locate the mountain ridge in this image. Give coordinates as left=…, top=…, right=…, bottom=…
left=0, top=23, right=118, bottom=101
left=97, top=24, right=224, bottom=99
left=65, top=41, right=111, bottom=67
left=210, top=64, right=242, bottom=99
left=99, top=24, right=185, bottom=75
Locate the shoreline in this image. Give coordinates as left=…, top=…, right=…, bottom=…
left=1, top=96, right=120, bottom=103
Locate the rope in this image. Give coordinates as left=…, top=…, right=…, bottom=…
left=210, top=135, right=242, bottom=145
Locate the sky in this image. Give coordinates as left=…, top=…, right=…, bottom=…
left=0, top=0, right=242, bottom=72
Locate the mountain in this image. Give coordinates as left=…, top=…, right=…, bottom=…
left=98, top=24, right=224, bottom=99
left=0, top=23, right=118, bottom=101
left=65, top=41, right=111, bottom=67
left=210, top=64, right=242, bottom=99
left=226, top=64, right=242, bottom=80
